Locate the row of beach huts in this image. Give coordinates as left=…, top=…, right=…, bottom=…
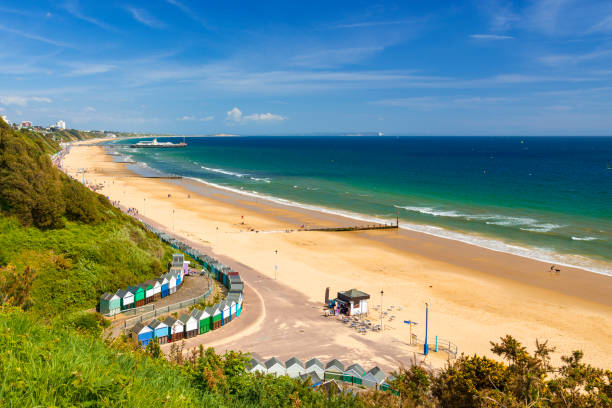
left=249, top=357, right=396, bottom=392
left=127, top=237, right=246, bottom=347
left=99, top=253, right=187, bottom=316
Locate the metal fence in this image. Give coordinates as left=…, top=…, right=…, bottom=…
left=412, top=335, right=458, bottom=359
left=122, top=285, right=213, bottom=328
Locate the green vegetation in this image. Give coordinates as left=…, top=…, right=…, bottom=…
left=0, top=120, right=609, bottom=407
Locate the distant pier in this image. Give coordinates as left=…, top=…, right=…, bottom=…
left=302, top=224, right=398, bottom=232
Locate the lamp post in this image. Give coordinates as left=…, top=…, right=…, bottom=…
left=143, top=198, right=146, bottom=216
left=274, top=250, right=278, bottom=280
left=380, top=290, right=384, bottom=330
left=172, top=209, right=175, bottom=232
left=424, top=302, right=429, bottom=355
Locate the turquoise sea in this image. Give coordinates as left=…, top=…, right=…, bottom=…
left=107, top=136, right=612, bottom=276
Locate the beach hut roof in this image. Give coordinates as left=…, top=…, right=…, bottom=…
left=367, top=367, right=386, bottom=383
left=148, top=319, right=167, bottom=330
left=100, top=292, right=118, bottom=301
left=337, top=289, right=370, bottom=302
left=265, top=357, right=284, bottom=369
left=345, top=363, right=366, bottom=377
left=163, top=316, right=177, bottom=326
left=325, top=359, right=345, bottom=371
left=156, top=277, right=167, bottom=285
left=305, top=358, right=323, bottom=369
left=178, top=313, right=192, bottom=325
left=145, top=279, right=159, bottom=287
left=204, top=306, right=215, bottom=315
left=249, top=358, right=263, bottom=370
left=190, top=309, right=203, bottom=320
left=229, top=274, right=242, bottom=283
left=131, top=322, right=152, bottom=335
left=285, top=357, right=304, bottom=368
left=169, top=266, right=182, bottom=274
left=115, top=289, right=128, bottom=298
left=138, top=283, right=151, bottom=290
left=299, top=372, right=322, bottom=384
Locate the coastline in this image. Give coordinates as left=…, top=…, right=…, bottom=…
left=62, top=139, right=612, bottom=369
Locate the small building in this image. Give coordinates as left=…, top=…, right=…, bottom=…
left=299, top=372, right=323, bottom=387
left=129, top=285, right=145, bottom=307
left=160, top=276, right=170, bottom=298
left=190, top=309, right=203, bottom=334
left=164, top=316, right=184, bottom=342
left=198, top=308, right=212, bottom=334
left=305, top=358, right=324, bottom=380
left=380, top=375, right=395, bottom=392
left=248, top=358, right=266, bottom=374
left=324, top=359, right=345, bottom=380
left=139, top=282, right=154, bottom=304
left=285, top=357, right=306, bottom=378
left=131, top=322, right=153, bottom=347
left=228, top=298, right=237, bottom=320
left=343, top=363, right=366, bottom=385
left=211, top=304, right=222, bottom=330
left=337, top=289, right=370, bottom=316
left=179, top=313, right=198, bottom=338
left=221, top=301, right=231, bottom=325
left=148, top=319, right=170, bottom=345
left=362, top=366, right=386, bottom=389
left=265, top=357, right=286, bottom=377
left=167, top=273, right=177, bottom=294
left=170, top=266, right=183, bottom=287
left=99, top=292, right=121, bottom=316
left=172, top=253, right=184, bottom=267
left=149, top=279, right=161, bottom=301
left=116, top=289, right=134, bottom=311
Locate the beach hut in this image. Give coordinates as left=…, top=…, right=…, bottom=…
left=343, top=363, right=366, bottom=385
left=220, top=301, right=231, bottom=325
left=228, top=298, right=237, bottom=321
left=305, top=358, right=324, bottom=380
left=199, top=307, right=212, bottom=334
left=324, top=359, right=345, bottom=380
left=139, top=282, right=154, bottom=304
left=248, top=358, right=266, bottom=374
left=211, top=304, right=222, bottom=330
left=148, top=319, right=170, bottom=345
left=99, top=292, right=121, bottom=316
left=170, top=266, right=183, bottom=287
left=172, top=253, right=184, bottom=267
left=299, top=372, right=323, bottom=387
left=362, top=367, right=386, bottom=389
left=190, top=309, right=203, bottom=334
left=179, top=313, right=198, bottom=338
left=285, top=357, right=306, bottom=378
left=337, top=289, right=370, bottom=316
left=160, top=275, right=170, bottom=298
left=129, top=285, right=145, bottom=307
left=380, top=375, right=396, bottom=392
left=150, top=279, right=162, bottom=301
left=116, top=289, right=134, bottom=311
left=264, top=357, right=286, bottom=377
left=167, top=273, right=177, bottom=295
left=164, top=316, right=184, bottom=342
left=131, top=322, right=153, bottom=347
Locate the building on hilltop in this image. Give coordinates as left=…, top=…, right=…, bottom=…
left=56, top=120, right=66, bottom=129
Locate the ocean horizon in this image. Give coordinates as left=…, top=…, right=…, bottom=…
left=106, top=136, right=612, bottom=276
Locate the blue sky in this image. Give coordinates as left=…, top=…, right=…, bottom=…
left=1, top=0, right=611, bottom=135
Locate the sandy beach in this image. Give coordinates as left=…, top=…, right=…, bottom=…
left=62, top=140, right=612, bottom=370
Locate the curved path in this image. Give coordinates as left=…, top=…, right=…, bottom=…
left=151, top=223, right=429, bottom=373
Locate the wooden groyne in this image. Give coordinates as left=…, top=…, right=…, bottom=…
left=302, top=224, right=398, bottom=232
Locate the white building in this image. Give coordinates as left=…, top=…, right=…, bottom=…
left=56, top=120, right=66, bottom=130
left=1, top=115, right=8, bottom=124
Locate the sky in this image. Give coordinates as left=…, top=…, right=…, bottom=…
left=0, top=0, right=611, bottom=135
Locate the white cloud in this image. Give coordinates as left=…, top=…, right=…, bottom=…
left=62, top=1, right=118, bottom=32
left=165, top=0, right=208, bottom=27
left=0, top=96, right=52, bottom=106
left=125, top=7, right=165, bottom=29
left=539, top=49, right=612, bottom=66
left=179, top=115, right=214, bottom=121
left=470, top=34, right=514, bottom=40
left=67, top=63, right=115, bottom=76
left=589, top=15, right=612, bottom=33
left=334, top=19, right=418, bottom=29
left=226, top=107, right=285, bottom=122
left=0, top=23, right=73, bottom=48
left=291, top=46, right=385, bottom=69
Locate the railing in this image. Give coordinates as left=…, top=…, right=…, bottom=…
left=412, top=335, right=458, bottom=359
left=122, top=285, right=213, bottom=328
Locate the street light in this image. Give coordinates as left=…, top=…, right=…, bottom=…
left=424, top=302, right=429, bottom=355
left=380, top=290, right=384, bottom=330
left=274, top=250, right=278, bottom=280
left=172, top=209, right=175, bottom=232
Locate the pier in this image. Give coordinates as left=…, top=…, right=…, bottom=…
left=302, top=224, right=398, bottom=232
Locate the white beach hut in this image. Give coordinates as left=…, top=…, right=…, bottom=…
left=265, top=357, right=286, bottom=377
left=179, top=313, right=198, bottom=338
left=305, top=358, right=324, bottom=380
left=167, top=272, right=177, bottom=294
left=248, top=358, right=266, bottom=374
left=285, top=357, right=306, bottom=378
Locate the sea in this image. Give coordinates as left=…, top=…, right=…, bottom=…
left=106, top=136, right=612, bottom=276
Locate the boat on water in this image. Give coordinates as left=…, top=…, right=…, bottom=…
left=129, top=138, right=187, bottom=148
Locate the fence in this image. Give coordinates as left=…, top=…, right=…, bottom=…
left=122, top=284, right=213, bottom=328
left=413, top=335, right=458, bottom=359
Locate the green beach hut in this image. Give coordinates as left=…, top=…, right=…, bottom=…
left=99, top=292, right=121, bottom=316
left=129, top=285, right=145, bottom=307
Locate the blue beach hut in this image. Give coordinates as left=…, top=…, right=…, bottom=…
left=148, top=319, right=170, bottom=345
left=131, top=322, right=153, bottom=347
left=160, top=275, right=170, bottom=298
